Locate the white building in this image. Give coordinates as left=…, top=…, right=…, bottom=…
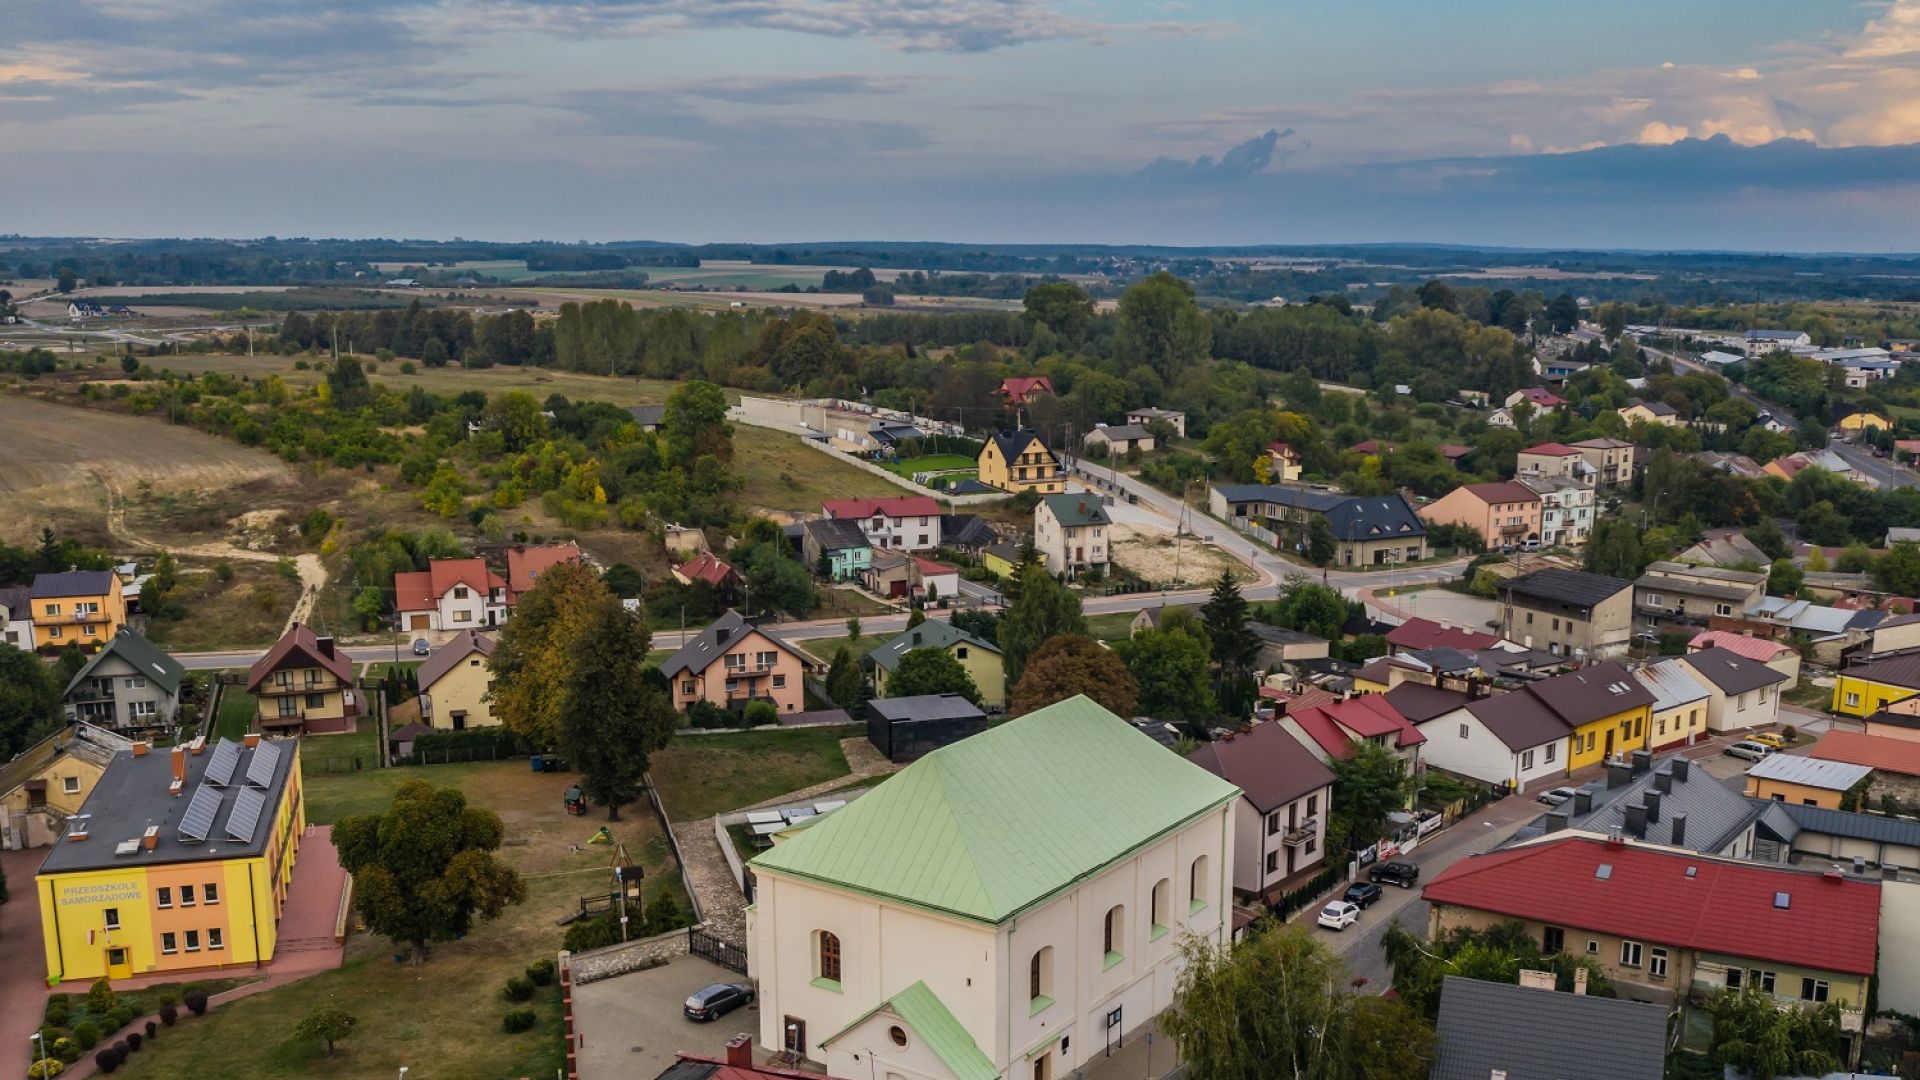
left=1744, top=329, right=1812, bottom=357
left=1034, top=493, right=1112, bottom=578
left=1421, top=691, right=1570, bottom=790
left=822, top=496, right=945, bottom=553
left=392, top=558, right=508, bottom=632
left=0, top=586, right=32, bottom=650
left=1187, top=722, right=1335, bottom=903
left=746, top=696, right=1238, bottom=1080
left=1518, top=474, right=1594, bottom=546
left=1674, top=647, right=1790, bottom=733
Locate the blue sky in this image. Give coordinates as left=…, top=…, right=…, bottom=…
left=3, top=1, right=1918, bottom=249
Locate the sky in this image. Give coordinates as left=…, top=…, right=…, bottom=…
left=4, top=0, right=1920, bottom=250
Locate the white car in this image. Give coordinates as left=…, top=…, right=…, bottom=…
left=1317, top=901, right=1360, bottom=932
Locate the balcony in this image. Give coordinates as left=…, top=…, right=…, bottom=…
left=1281, top=820, right=1319, bottom=847
left=261, top=710, right=306, bottom=728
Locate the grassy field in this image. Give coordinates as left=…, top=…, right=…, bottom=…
left=807, top=632, right=897, bottom=667
left=146, top=562, right=300, bottom=652
left=879, top=453, right=977, bottom=479
left=115, top=353, right=693, bottom=408
left=650, top=727, right=856, bottom=820
left=732, top=424, right=908, bottom=516
left=1086, top=611, right=1143, bottom=642
left=212, top=686, right=256, bottom=741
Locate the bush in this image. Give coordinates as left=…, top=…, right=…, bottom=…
left=526, top=958, right=557, bottom=987
left=562, top=911, right=620, bottom=953
left=26, top=1059, right=64, bottom=1079
left=43, top=999, right=70, bottom=1027
left=70, top=1022, right=100, bottom=1052
left=86, top=979, right=116, bottom=1015
left=1782, top=724, right=1798, bottom=741
left=742, top=700, right=778, bottom=727
left=157, top=990, right=180, bottom=1008
left=126, top=1032, right=141, bottom=1053
left=183, top=989, right=209, bottom=1016
left=52, top=1038, right=82, bottom=1064
left=400, top=361, right=417, bottom=375
left=143, top=1021, right=157, bottom=1040
left=159, top=1004, right=178, bottom=1027
left=107, top=1005, right=135, bottom=1030
left=502, top=1009, right=537, bottom=1034
left=502, top=975, right=536, bottom=1002
left=93, top=1049, right=119, bottom=1074
left=112, top=1041, right=129, bottom=1059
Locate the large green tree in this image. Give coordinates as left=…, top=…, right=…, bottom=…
left=1583, top=518, right=1647, bottom=580
left=887, top=647, right=983, bottom=705
left=1115, top=626, right=1216, bottom=722
left=1381, top=919, right=1613, bottom=1020
left=559, top=597, right=677, bottom=820
left=1116, top=271, right=1211, bottom=381
left=1021, top=282, right=1095, bottom=341
left=1706, top=985, right=1843, bottom=1080
left=1328, top=739, right=1414, bottom=853
left=1199, top=570, right=1257, bottom=676
left=1009, top=634, right=1138, bottom=717
left=334, top=780, right=527, bottom=962
left=488, top=559, right=610, bottom=747
left=824, top=647, right=865, bottom=711
left=1262, top=578, right=1351, bottom=642
left=0, top=643, right=62, bottom=761
left=998, top=559, right=1086, bottom=685
left=482, top=390, right=547, bottom=452
left=326, top=355, right=371, bottom=411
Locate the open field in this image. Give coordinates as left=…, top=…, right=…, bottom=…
left=879, top=453, right=977, bottom=480
left=99, top=353, right=694, bottom=407
left=1109, top=523, right=1255, bottom=588
left=733, top=423, right=910, bottom=517
left=212, top=687, right=257, bottom=741
left=145, top=560, right=301, bottom=652
left=650, top=727, right=855, bottom=820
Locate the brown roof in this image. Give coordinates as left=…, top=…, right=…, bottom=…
left=1385, top=682, right=1473, bottom=724
left=1464, top=690, right=1571, bottom=750
left=1188, top=721, right=1336, bottom=814
left=246, top=621, right=354, bottom=692
left=1462, top=481, right=1541, bottom=505
left=1525, top=662, right=1655, bottom=726
left=1841, top=652, right=1920, bottom=693
left=506, top=544, right=581, bottom=601
left=417, top=629, right=496, bottom=690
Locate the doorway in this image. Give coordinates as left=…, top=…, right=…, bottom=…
left=1604, top=729, right=1615, bottom=759
left=107, top=947, right=131, bottom=979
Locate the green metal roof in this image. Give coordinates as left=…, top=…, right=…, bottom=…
left=63, top=628, right=185, bottom=697
left=1039, top=492, right=1112, bottom=528
left=868, top=620, right=1000, bottom=672
left=824, top=980, right=999, bottom=1080
left=749, top=695, right=1239, bottom=924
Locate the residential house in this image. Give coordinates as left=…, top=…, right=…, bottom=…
left=940, top=514, right=995, bottom=554
left=0, top=584, right=32, bottom=650
left=29, top=570, right=127, bottom=653
left=865, top=694, right=989, bottom=763
left=997, top=374, right=1054, bottom=408
left=1864, top=696, right=1920, bottom=742
left=1832, top=652, right=1920, bottom=718
left=0, top=722, right=128, bottom=849
left=801, top=518, right=873, bottom=582
left=1746, top=597, right=1880, bottom=663
left=1264, top=441, right=1302, bottom=482
left=1422, top=689, right=1570, bottom=789
left=1505, top=387, right=1569, bottom=411
left=862, top=551, right=960, bottom=604
left=976, top=430, right=1063, bottom=495
left=61, top=629, right=184, bottom=732
left=393, top=557, right=508, bottom=632
left=1437, top=444, right=1473, bottom=466
left=1126, top=407, right=1185, bottom=438
left=1618, top=400, right=1683, bottom=427
left=1382, top=682, right=1471, bottom=725
left=1808, top=731, right=1920, bottom=806
left=504, top=543, right=581, bottom=606
left=1520, top=475, right=1595, bottom=546
left=1633, top=662, right=1713, bottom=751
left=1688, top=630, right=1801, bottom=690
left=673, top=552, right=739, bottom=593
left=869, top=620, right=1006, bottom=711
left=1384, top=617, right=1500, bottom=654
left=1279, top=695, right=1427, bottom=779
left=1839, top=411, right=1893, bottom=438
left=744, top=697, right=1237, bottom=1078
left=1570, top=437, right=1637, bottom=489
left=1496, top=568, right=1633, bottom=660
left=626, top=404, right=665, bottom=431
left=1082, top=424, right=1153, bottom=456
left=1209, top=485, right=1428, bottom=567
left=1247, top=624, right=1329, bottom=670
left=245, top=624, right=359, bottom=736
left=1188, top=721, right=1335, bottom=901
left=1635, top=561, right=1767, bottom=631
left=1765, top=448, right=1871, bottom=487
left=1696, top=451, right=1770, bottom=481
left=869, top=420, right=924, bottom=449
left=1515, top=443, right=1595, bottom=486
left=1676, top=647, right=1789, bottom=733
left=1486, top=407, right=1518, bottom=429
left=821, top=496, right=946, bottom=552
left=1675, top=531, right=1772, bottom=568
left=1419, top=482, right=1542, bottom=549
left=1429, top=976, right=1668, bottom=1080
left=1034, top=493, right=1112, bottom=578
left=1745, top=328, right=1813, bottom=356
left=1129, top=604, right=1195, bottom=636
left=415, top=630, right=498, bottom=730
left=1424, top=834, right=1878, bottom=1029
left=1528, top=661, right=1656, bottom=771
left=1863, top=611, right=1920, bottom=656
left=1352, top=651, right=1478, bottom=695
left=1744, top=755, right=1873, bottom=810
left=657, top=611, right=814, bottom=714
left=1699, top=349, right=1746, bottom=367
left=1510, top=752, right=1762, bottom=858
left=980, top=542, right=1021, bottom=582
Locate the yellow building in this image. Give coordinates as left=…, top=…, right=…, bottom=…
left=1743, top=754, right=1872, bottom=810
left=30, top=570, right=127, bottom=653
left=980, top=543, right=1020, bottom=582
left=35, top=735, right=305, bottom=984
left=1838, top=411, right=1892, bottom=436
left=1830, top=655, right=1920, bottom=718
left=0, top=724, right=125, bottom=849
left=869, top=620, right=1007, bottom=711
left=417, top=630, right=498, bottom=730
left=246, top=622, right=362, bottom=736
left=977, top=430, right=1063, bottom=495
left=1526, top=661, right=1654, bottom=771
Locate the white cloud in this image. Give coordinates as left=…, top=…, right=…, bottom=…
left=1636, top=121, right=1690, bottom=144
left=1845, top=0, right=1920, bottom=58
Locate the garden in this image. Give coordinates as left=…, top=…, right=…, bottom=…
left=31, top=978, right=247, bottom=1077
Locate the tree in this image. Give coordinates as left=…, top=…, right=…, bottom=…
left=998, top=559, right=1086, bottom=685
left=488, top=560, right=610, bottom=747
left=846, top=617, right=861, bottom=639
left=1010, top=634, right=1139, bottom=716
left=0, top=643, right=62, bottom=761
left=1022, top=282, right=1094, bottom=341
left=1329, top=739, right=1413, bottom=853
left=1263, top=578, right=1350, bottom=642
left=1583, top=518, right=1646, bottom=579
left=1162, top=924, right=1434, bottom=1080
left=1382, top=918, right=1613, bottom=1021
left=293, top=1005, right=357, bottom=1056
left=1116, top=272, right=1211, bottom=381
left=1306, top=516, right=1337, bottom=566
left=1545, top=292, right=1579, bottom=334
left=1199, top=571, right=1257, bottom=676
left=558, top=597, right=676, bottom=820
left=1745, top=520, right=1790, bottom=561
left=1115, top=626, right=1216, bottom=722
left=56, top=266, right=77, bottom=294
left=1876, top=542, right=1920, bottom=596
left=325, top=356, right=371, bottom=411
left=888, top=648, right=982, bottom=705
left=1766, top=558, right=1804, bottom=598
left=482, top=390, right=547, bottom=452
left=825, top=647, right=865, bottom=710
left=1706, top=985, right=1843, bottom=1080
left=334, top=780, right=527, bottom=962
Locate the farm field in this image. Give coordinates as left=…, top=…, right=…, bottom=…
left=102, top=353, right=695, bottom=407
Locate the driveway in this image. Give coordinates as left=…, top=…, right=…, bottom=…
left=572, top=954, right=751, bottom=1080
left=1, top=848, right=48, bottom=1080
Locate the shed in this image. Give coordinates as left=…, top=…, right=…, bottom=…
left=865, top=694, right=988, bottom=763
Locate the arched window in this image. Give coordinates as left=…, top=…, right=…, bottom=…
left=1029, top=945, right=1054, bottom=1007
left=1189, top=855, right=1210, bottom=915
left=1103, top=905, right=1125, bottom=965
left=817, top=930, right=841, bottom=983
left=1151, top=878, right=1171, bottom=937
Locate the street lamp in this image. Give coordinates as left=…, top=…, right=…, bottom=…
left=399, top=1068, right=409, bottom=1080
left=31, top=1032, right=47, bottom=1077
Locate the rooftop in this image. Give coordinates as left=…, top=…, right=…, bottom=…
left=63, top=628, right=185, bottom=697
left=1520, top=442, right=1581, bottom=456
left=1188, top=721, right=1335, bottom=814
left=31, top=570, right=117, bottom=600
left=1515, top=753, right=1759, bottom=853
left=1525, top=662, right=1656, bottom=727
left=1641, top=560, right=1767, bottom=586
left=1384, top=617, right=1500, bottom=653
left=1038, top=493, right=1112, bottom=528
left=246, top=621, right=353, bottom=691
left=1809, top=730, right=1920, bottom=779
left=1746, top=753, right=1875, bottom=791
left=822, top=495, right=943, bottom=520
left=1431, top=976, right=1667, bottom=1080
left=1632, top=661, right=1712, bottom=712
left=416, top=629, right=495, bottom=689
left=1459, top=481, right=1540, bottom=504
left=1687, top=630, right=1795, bottom=662
left=1288, top=695, right=1427, bottom=757
left=1837, top=652, right=1920, bottom=693
left=867, top=694, right=987, bottom=724
left=869, top=620, right=1000, bottom=672
left=656, top=611, right=807, bottom=677
left=1676, top=647, right=1790, bottom=697
left=1463, top=689, right=1569, bottom=751
left=505, top=543, right=581, bottom=598
left=1497, top=567, right=1631, bottom=609
left=1381, top=682, right=1471, bottom=723
left=804, top=517, right=871, bottom=551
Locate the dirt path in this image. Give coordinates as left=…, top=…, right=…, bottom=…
left=93, top=471, right=328, bottom=635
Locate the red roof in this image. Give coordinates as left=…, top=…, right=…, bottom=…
left=1437, top=444, right=1473, bottom=459
left=999, top=375, right=1054, bottom=401
left=1386, top=617, right=1500, bottom=653
left=1686, top=631, right=1794, bottom=663
left=1259, top=686, right=1340, bottom=711
left=393, top=558, right=504, bottom=612
left=1423, top=836, right=1880, bottom=976
left=1521, top=442, right=1581, bottom=456
left=911, top=555, right=957, bottom=576
left=1810, top=730, right=1920, bottom=778
left=1266, top=441, right=1299, bottom=460
left=822, top=496, right=943, bottom=520
left=1515, top=388, right=1568, bottom=407
left=506, top=544, right=581, bottom=601
left=1350, top=439, right=1391, bottom=454
left=675, top=552, right=736, bottom=588
left=1288, top=695, right=1426, bottom=757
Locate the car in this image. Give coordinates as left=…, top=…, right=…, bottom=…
left=411, top=638, right=431, bottom=656
left=1536, top=787, right=1579, bottom=807
left=1369, top=860, right=1420, bottom=888
left=1725, top=740, right=1775, bottom=762
left=1749, top=732, right=1789, bottom=750
left=1316, top=901, right=1361, bottom=932
left=684, top=982, right=755, bottom=1022
left=1342, top=882, right=1384, bottom=909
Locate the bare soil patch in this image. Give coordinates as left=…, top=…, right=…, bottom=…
left=1108, top=523, right=1256, bottom=588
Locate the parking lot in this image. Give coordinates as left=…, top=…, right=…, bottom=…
left=572, top=954, right=752, bottom=1079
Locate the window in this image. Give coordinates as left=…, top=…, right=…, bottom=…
left=1266, top=811, right=1280, bottom=836
left=1802, top=978, right=1829, bottom=1002
left=454, top=586, right=469, bottom=599
left=306, top=693, right=326, bottom=709
left=1586, top=940, right=1599, bottom=955
left=181, top=885, right=196, bottom=907
left=1716, top=604, right=1733, bottom=617
left=1265, top=851, right=1279, bottom=874
left=83, top=624, right=97, bottom=636
left=1189, top=856, right=1210, bottom=914
left=185, top=930, right=200, bottom=952
left=1151, top=879, right=1170, bottom=938
left=1756, top=970, right=1776, bottom=993
left=1659, top=718, right=1667, bottom=736
left=49, top=626, right=62, bottom=638
left=956, top=647, right=968, bottom=660
left=681, top=681, right=695, bottom=696
left=1103, top=905, right=1125, bottom=968
left=1544, top=743, right=1556, bottom=763
left=816, top=931, right=842, bottom=986
left=773, top=675, right=786, bottom=689
left=1304, top=835, right=1316, bottom=854
left=161, top=932, right=177, bottom=954
left=1029, top=946, right=1054, bottom=1012
left=1585, top=732, right=1596, bottom=752
left=1845, top=692, right=1861, bottom=707
left=63, top=775, right=81, bottom=794
left=124, top=676, right=146, bottom=690
left=157, top=887, right=173, bottom=909
left=1646, top=593, right=1664, bottom=607
left=104, top=908, right=121, bottom=930
left=1726, top=968, right=1744, bottom=989
left=1521, top=749, right=1535, bottom=769
left=1621, top=940, right=1643, bottom=967
left=1649, top=949, right=1668, bottom=978
left=1459, top=723, right=1470, bottom=740
left=1543, top=926, right=1564, bottom=954
left=209, top=928, right=223, bottom=950
left=204, top=883, right=219, bottom=905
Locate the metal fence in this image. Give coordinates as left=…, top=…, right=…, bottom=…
left=689, top=928, right=748, bottom=973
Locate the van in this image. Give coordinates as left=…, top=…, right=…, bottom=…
left=1724, top=740, right=1774, bottom=762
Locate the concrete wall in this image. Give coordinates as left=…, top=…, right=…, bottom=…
left=1878, top=879, right=1920, bottom=1015
left=568, top=927, right=694, bottom=984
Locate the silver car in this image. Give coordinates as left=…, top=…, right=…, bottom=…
left=1725, top=740, right=1774, bottom=762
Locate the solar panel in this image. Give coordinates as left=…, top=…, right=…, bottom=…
left=226, top=787, right=267, bottom=844
left=245, top=740, right=282, bottom=789
left=179, top=785, right=222, bottom=843
left=204, top=740, right=241, bottom=787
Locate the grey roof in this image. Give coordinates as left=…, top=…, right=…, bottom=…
left=1746, top=754, right=1873, bottom=791
left=1679, top=647, right=1790, bottom=696
left=1404, top=646, right=1477, bottom=673
left=1768, top=800, right=1920, bottom=849
left=1527, top=662, right=1656, bottom=726
left=1633, top=661, right=1712, bottom=712
left=63, top=629, right=185, bottom=697
left=940, top=514, right=995, bottom=548
left=987, top=430, right=1049, bottom=465
left=805, top=517, right=871, bottom=552
left=1129, top=407, right=1183, bottom=419
left=1643, top=560, right=1767, bottom=586
left=0, top=585, right=27, bottom=619
left=1836, top=652, right=1920, bottom=693
left=416, top=629, right=495, bottom=690
left=1431, top=976, right=1667, bottom=1080
left=1039, top=493, right=1112, bottom=528
left=778, top=708, right=854, bottom=727
left=869, top=620, right=1000, bottom=672
left=1517, top=754, right=1763, bottom=854
left=1247, top=623, right=1325, bottom=647
left=1212, top=485, right=1427, bottom=540
left=1463, top=690, right=1569, bottom=751
left=1498, top=568, right=1631, bottom=609
left=1748, top=329, right=1808, bottom=340
left=1088, top=424, right=1151, bottom=442
left=656, top=610, right=807, bottom=677
left=868, top=694, right=987, bottom=723
left=1753, top=799, right=1803, bottom=843
left=627, top=404, right=665, bottom=427
left=31, top=570, right=117, bottom=600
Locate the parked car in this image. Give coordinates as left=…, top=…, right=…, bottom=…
left=1342, top=881, right=1384, bottom=909
left=1369, top=860, right=1420, bottom=888
left=1316, top=901, right=1361, bottom=932
left=684, top=982, right=755, bottom=1022
left=411, top=638, right=431, bottom=656
left=1749, top=732, right=1789, bottom=751
left=1536, top=787, right=1578, bottom=807
left=1725, top=740, right=1774, bottom=762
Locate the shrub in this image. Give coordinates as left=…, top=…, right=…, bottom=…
left=70, top=1022, right=100, bottom=1052
left=400, top=361, right=417, bottom=375
left=742, top=700, right=778, bottom=727
left=562, top=911, right=620, bottom=953
left=526, top=958, right=557, bottom=987
left=214, top=559, right=235, bottom=583
left=159, top=1005, right=178, bottom=1027
left=126, top=1033, right=141, bottom=1053
left=43, top=999, right=69, bottom=1026
left=183, top=989, right=209, bottom=1016
left=157, top=990, right=180, bottom=1008
left=502, top=975, right=536, bottom=1002
left=26, top=1059, right=64, bottom=1079
left=93, top=1049, right=119, bottom=1074
left=107, top=1005, right=135, bottom=1030
left=143, top=1021, right=157, bottom=1039
left=502, top=1009, right=538, bottom=1034
left=86, top=979, right=117, bottom=1015
left=1782, top=724, right=1798, bottom=741
left=112, top=1041, right=129, bottom=1059
left=52, top=1038, right=82, bottom=1064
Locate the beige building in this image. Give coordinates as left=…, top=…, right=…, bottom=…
left=416, top=630, right=498, bottom=730
left=245, top=622, right=361, bottom=736
left=1515, top=443, right=1595, bottom=486
left=1635, top=562, right=1767, bottom=631
left=1496, top=568, right=1633, bottom=660
left=1188, top=721, right=1335, bottom=903
left=0, top=723, right=128, bottom=849
left=1127, top=408, right=1186, bottom=438
left=1034, top=493, right=1113, bottom=578
left=1419, top=482, right=1542, bottom=549
left=1571, top=438, right=1636, bottom=489
left=657, top=610, right=815, bottom=715
left=1619, top=400, right=1683, bottom=427
left=1676, top=647, right=1791, bottom=733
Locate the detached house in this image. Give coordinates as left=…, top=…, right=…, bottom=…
left=1674, top=647, right=1789, bottom=733
left=1418, top=482, right=1541, bottom=549
left=505, top=543, right=581, bottom=606
left=1034, top=493, right=1112, bottom=578
left=1421, top=690, right=1571, bottom=790
left=656, top=610, right=814, bottom=714
left=29, top=570, right=127, bottom=653
left=800, top=518, right=873, bottom=582
left=1635, top=561, right=1767, bottom=631
left=1126, top=407, right=1185, bottom=437
left=997, top=375, right=1054, bottom=408
left=393, top=557, right=507, bottom=632
left=246, top=622, right=360, bottom=735
left=0, top=585, right=32, bottom=650
left=822, top=496, right=945, bottom=552
left=1496, top=568, right=1633, bottom=660
left=977, top=431, right=1063, bottom=495
left=869, top=619, right=1005, bottom=711
left=1571, top=437, right=1637, bottom=489
left=62, top=628, right=185, bottom=732
left=415, top=630, right=498, bottom=730
left=1189, top=721, right=1336, bottom=901
left=1279, top=695, right=1427, bottom=778
left=1618, top=400, right=1682, bottom=427
left=1082, top=424, right=1153, bottom=456
left=1264, top=441, right=1303, bottom=482
left=1515, top=443, right=1596, bottom=486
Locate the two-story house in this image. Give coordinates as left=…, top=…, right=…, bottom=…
left=1674, top=647, right=1789, bottom=733
left=1571, top=438, right=1637, bottom=489
left=416, top=630, right=498, bottom=730
left=1034, top=494, right=1112, bottom=579
left=29, top=570, right=127, bottom=653
left=61, top=628, right=185, bottom=732
left=1515, top=751, right=1766, bottom=858
left=978, top=431, right=1064, bottom=495
left=1418, top=482, right=1542, bottom=549
left=504, top=543, right=581, bottom=607
left=998, top=375, right=1055, bottom=409
left=1519, top=475, right=1594, bottom=546
left=1188, top=721, right=1335, bottom=902
left=1528, top=661, right=1655, bottom=771
left=1279, top=696, right=1427, bottom=784
left=1127, top=408, right=1185, bottom=438
left=1515, top=443, right=1597, bottom=487
left=821, top=496, right=945, bottom=552
left=1496, top=568, right=1633, bottom=660
left=1263, top=441, right=1302, bottom=482
left=745, top=696, right=1237, bottom=1080
left=1618, top=400, right=1683, bottom=427
left=0, top=585, right=33, bottom=650
left=245, top=622, right=360, bottom=735
left=656, top=610, right=815, bottom=714
left=869, top=620, right=1006, bottom=711
left=1420, top=689, right=1572, bottom=790
left=393, top=557, right=508, bottom=632
left=1635, top=561, right=1767, bottom=632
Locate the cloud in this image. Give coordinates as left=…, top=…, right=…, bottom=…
left=545, top=77, right=929, bottom=153
left=1136, top=129, right=1292, bottom=181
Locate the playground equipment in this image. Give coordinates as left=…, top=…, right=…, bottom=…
left=563, top=785, right=585, bottom=816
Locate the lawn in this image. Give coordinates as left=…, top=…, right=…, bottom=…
left=299, top=723, right=385, bottom=790
left=1086, top=611, right=1142, bottom=643
left=650, top=727, right=857, bottom=820
left=125, top=758, right=682, bottom=1080
left=879, top=453, right=977, bottom=479
left=806, top=632, right=896, bottom=667
left=211, top=685, right=257, bottom=741
left=1784, top=681, right=1834, bottom=712
left=732, top=424, right=907, bottom=515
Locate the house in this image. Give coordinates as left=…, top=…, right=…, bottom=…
left=1635, top=561, right=1767, bottom=630
left=393, top=557, right=508, bottom=632
left=1419, top=482, right=1542, bottom=549
left=1839, top=411, right=1892, bottom=437
left=1505, top=387, right=1568, bottom=411
left=505, top=543, right=581, bottom=605
left=821, top=496, right=946, bottom=552
left=1352, top=651, right=1479, bottom=695
left=1528, top=661, right=1655, bottom=771
left=246, top=622, right=359, bottom=735
left=744, top=696, right=1237, bottom=1078
left=1496, top=568, right=1633, bottom=660
left=1263, top=441, right=1302, bottom=482
left=997, top=375, right=1054, bottom=407
left=1188, top=721, right=1335, bottom=902
left=869, top=420, right=923, bottom=448
left=1436, top=443, right=1473, bottom=465
left=1746, top=597, right=1880, bottom=662
left=1082, top=424, right=1154, bottom=456
left=1430, top=976, right=1667, bottom=1080
left=1699, top=349, right=1746, bottom=367
left=1519, top=475, right=1594, bottom=546
left=1864, top=610, right=1920, bottom=655
left=34, top=735, right=306, bottom=983
left=1210, top=485, right=1428, bottom=567
left=1384, top=617, right=1500, bottom=654
left=976, top=430, right=1063, bottom=495
left=1674, top=531, right=1772, bottom=568
left=673, top=551, right=739, bottom=591
left=1515, top=443, right=1595, bottom=486
left=1745, top=328, right=1813, bottom=355
left=980, top=542, right=1022, bottom=582
left=1633, top=662, right=1713, bottom=751
left=801, top=518, right=873, bottom=582
left=1618, top=400, right=1681, bottom=427
left=657, top=610, right=814, bottom=714
left=1695, top=451, right=1769, bottom=481
left=1744, top=754, right=1873, bottom=810
left=1750, top=799, right=1920, bottom=874
left=1831, top=652, right=1920, bottom=717
left=0, top=584, right=32, bottom=650
left=626, top=404, right=665, bottom=431
left=861, top=550, right=960, bottom=605
left=1422, top=689, right=1570, bottom=789
left=1676, top=647, right=1789, bottom=733
left=415, top=630, right=498, bottom=730
left=29, top=570, right=127, bottom=653
left=1486, top=407, right=1517, bottom=429
left=1688, top=630, right=1800, bottom=689
left=913, top=556, right=960, bottom=604
left=865, top=694, right=988, bottom=763
left=1279, top=695, right=1427, bottom=776
left=940, top=514, right=996, bottom=553
left=1765, top=448, right=1871, bottom=487
left=61, top=628, right=184, bottom=732
left=1034, top=493, right=1112, bottom=578
left=0, top=722, right=128, bottom=849
left=1129, top=604, right=1194, bottom=636
left=1511, top=751, right=1761, bottom=857
left=1126, top=407, right=1185, bottom=438
left=1247, top=623, right=1330, bottom=669
left=1381, top=682, right=1472, bottom=725
left=1808, top=731, right=1920, bottom=806
left=1424, top=834, right=1878, bottom=1028
left=1570, top=437, right=1636, bottom=489
left=869, top=620, right=1006, bottom=711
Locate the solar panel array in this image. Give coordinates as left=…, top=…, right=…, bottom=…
left=245, top=739, right=282, bottom=789
left=179, top=785, right=222, bottom=843
left=226, top=787, right=267, bottom=844
left=204, top=740, right=241, bottom=787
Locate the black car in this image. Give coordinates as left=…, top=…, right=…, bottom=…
left=684, top=982, right=755, bottom=1022
left=1342, top=881, right=1384, bottom=909
left=1368, top=860, right=1420, bottom=888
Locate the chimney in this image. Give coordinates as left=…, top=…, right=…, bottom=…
left=1653, top=771, right=1673, bottom=794
left=171, top=746, right=187, bottom=785
left=1631, top=749, right=1652, bottom=774
left=1607, top=764, right=1631, bottom=789
left=316, top=636, right=335, bottom=659
left=188, top=735, right=206, bottom=756
left=131, top=741, right=148, bottom=757
left=1644, top=790, right=1661, bottom=823
left=1854, top=856, right=1868, bottom=876
left=1574, top=968, right=1589, bottom=995
left=1672, top=758, right=1690, bottom=782
left=726, top=1034, right=753, bottom=1068
left=142, top=825, right=158, bottom=851
left=1670, top=813, right=1686, bottom=848
left=1544, top=811, right=1569, bottom=833
left=243, top=732, right=260, bottom=749
left=1624, top=804, right=1648, bottom=838
left=1573, top=790, right=1593, bottom=816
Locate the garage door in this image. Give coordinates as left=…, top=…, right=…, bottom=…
left=408, top=614, right=430, bottom=631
